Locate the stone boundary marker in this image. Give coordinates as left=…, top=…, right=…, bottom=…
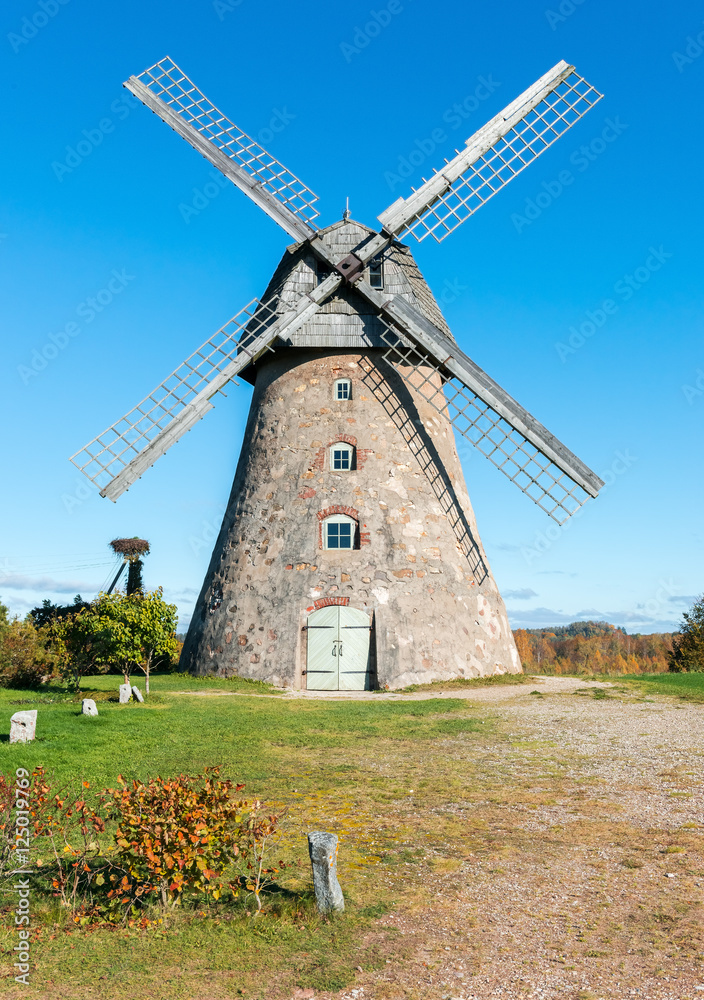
left=10, top=710, right=37, bottom=743
left=82, top=699, right=98, bottom=716
left=307, top=831, right=344, bottom=912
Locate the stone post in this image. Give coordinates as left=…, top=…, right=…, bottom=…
left=81, top=699, right=98, bottom=716
left=10, top=710, right=37, bottom=743
left=307, top=831, right=344, bottom=913
left=118, top=684, right=132, bottom=704
left=131, top=686, right=144, bottom=703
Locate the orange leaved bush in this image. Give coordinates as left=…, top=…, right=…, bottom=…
left=100, top=767, right=261, bottom=908
left=1, top=767, right=281, bottom=925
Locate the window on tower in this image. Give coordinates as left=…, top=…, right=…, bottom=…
left=316, top=259, right=330, bottom=285
left=323, top=514, right=357, bottom=550
left=369, top=259, right=384, bottom=289
left=334, top=378, right=351, bottom=400
left=330, top=442, right=354, bottom=471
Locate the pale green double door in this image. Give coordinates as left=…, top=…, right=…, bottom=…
left=305, top=606, right=372, bottom=690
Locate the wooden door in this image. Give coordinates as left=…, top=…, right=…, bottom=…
left=305, top=605, right=339, bottom=690
left=338, top=606, right=371, bottom=691
left=306, top=606, right=371, bottom=691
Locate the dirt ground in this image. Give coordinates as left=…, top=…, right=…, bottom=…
left=303, top=679, right=704, bottom=1000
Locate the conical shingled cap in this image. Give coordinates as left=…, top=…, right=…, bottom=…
left=181, top=219, right=521, bottom=688
left=237, top=219, right=454, bottom=383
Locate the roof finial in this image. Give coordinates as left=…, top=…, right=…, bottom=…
left=343, top=197, right=350, bottom=222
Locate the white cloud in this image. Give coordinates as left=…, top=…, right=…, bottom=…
left=506, top=605, right=680, bottom=634
left=0, top=573, right=96, bottom=594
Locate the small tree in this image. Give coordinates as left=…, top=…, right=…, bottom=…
left=93, top=592, right=143, bottom=685
left=132, top=588, right=178, bottom=694
left=50, top=607, right=113, bottom=691
left=513, top=628, right=532, bottom=667
left=93, top=589, right=178, bottom=693
left=669, top=594, right=704, bottom=672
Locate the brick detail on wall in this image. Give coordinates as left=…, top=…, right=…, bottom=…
left=307, top=596, right=351, bottom=612
left=310, top=436, right=369, bottom=474
left=356, top=448, right=373, bottom=470
left=317, top=504, right=360, bottom=521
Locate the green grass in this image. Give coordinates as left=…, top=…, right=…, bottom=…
left=77, top=670, right=283, bottom=695
left=0, top=676, right=481, bottom=791
left=0, top=677, right=485, bottom=998
left=622, top=671, right=704, bottom=703
left=8, top=669, right=700, bottom=999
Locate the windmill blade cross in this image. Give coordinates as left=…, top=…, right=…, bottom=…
left=70, top=274, right=342, bottom=502
left=125, top=56, right=320, bottom=243
left=378, top=61, right=603, bottom=244
left=350, top=276, right=604, bottom=523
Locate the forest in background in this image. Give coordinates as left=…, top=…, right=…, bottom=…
left=513, top=620, right=673, bottom=675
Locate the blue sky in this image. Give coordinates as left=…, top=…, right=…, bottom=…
left=1, top=0, right=702, bottom=634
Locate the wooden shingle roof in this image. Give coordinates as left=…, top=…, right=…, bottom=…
left=238, top=219, right=454, bottom=378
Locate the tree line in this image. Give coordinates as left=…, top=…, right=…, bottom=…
left=512, top=597, right=704, bottom=675
left=0, top=589, right=178, bottom=694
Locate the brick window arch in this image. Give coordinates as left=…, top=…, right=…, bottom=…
left=317, top=505, right=370, bottom=549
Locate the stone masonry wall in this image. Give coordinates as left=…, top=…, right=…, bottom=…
left=180, top=348, right=521, bottom=688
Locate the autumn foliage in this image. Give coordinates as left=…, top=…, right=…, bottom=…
left=513, top=621, right=672, bottom=675
left=0, top=767, right=281, bottom=925
left=100, top=769, right=279, bottom=910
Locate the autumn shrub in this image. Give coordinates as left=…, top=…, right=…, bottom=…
left=0, top=768, right=52, bottom=886
left=0, top=618, right=54, bottom=688
left=99, top=768, right=280, bottom=914
left=5, top=767, right=282, bottom=925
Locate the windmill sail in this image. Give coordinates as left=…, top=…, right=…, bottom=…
left=378, top=61, right=602, bottom=244
left=70, top=275, right=341, bottom=501
left=370, top=300, right=603, bottom=523
left=124, top=57, right=320, bottom=241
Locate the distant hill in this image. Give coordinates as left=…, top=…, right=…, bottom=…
left=513, top=620, right=673, bottom=675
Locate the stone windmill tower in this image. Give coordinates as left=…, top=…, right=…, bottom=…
left=72, top=57, right=605, bottom=690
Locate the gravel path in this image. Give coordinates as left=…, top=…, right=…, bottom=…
left=324, top=683, right=704, bottom=1000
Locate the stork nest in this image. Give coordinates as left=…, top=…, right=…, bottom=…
left=110, top=537, right=150, bottom=559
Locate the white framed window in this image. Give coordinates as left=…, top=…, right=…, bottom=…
left=323, top=514, right=356, bottom=550
left=334, top=378, right=351, bottom=400
left=330, top=442, right=354, bottom=471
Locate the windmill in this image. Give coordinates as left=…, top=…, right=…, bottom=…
left=71, top=57, right=605, bottom=691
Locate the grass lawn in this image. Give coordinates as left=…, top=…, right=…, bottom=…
left=2, top=672, right=703, bottom=999
left=0, top=675, right=484, bottom=999
left=622, top=671, right=704, bottom=703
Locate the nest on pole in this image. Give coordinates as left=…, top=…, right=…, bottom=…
left=109, top=537, right=150, bottom=562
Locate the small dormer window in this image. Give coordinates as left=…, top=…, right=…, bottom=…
left=334, top=378, right=351, bottom=400
left=369, top=259, right=384, bottom=289
left=330, top=442, right=354, bottom=471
